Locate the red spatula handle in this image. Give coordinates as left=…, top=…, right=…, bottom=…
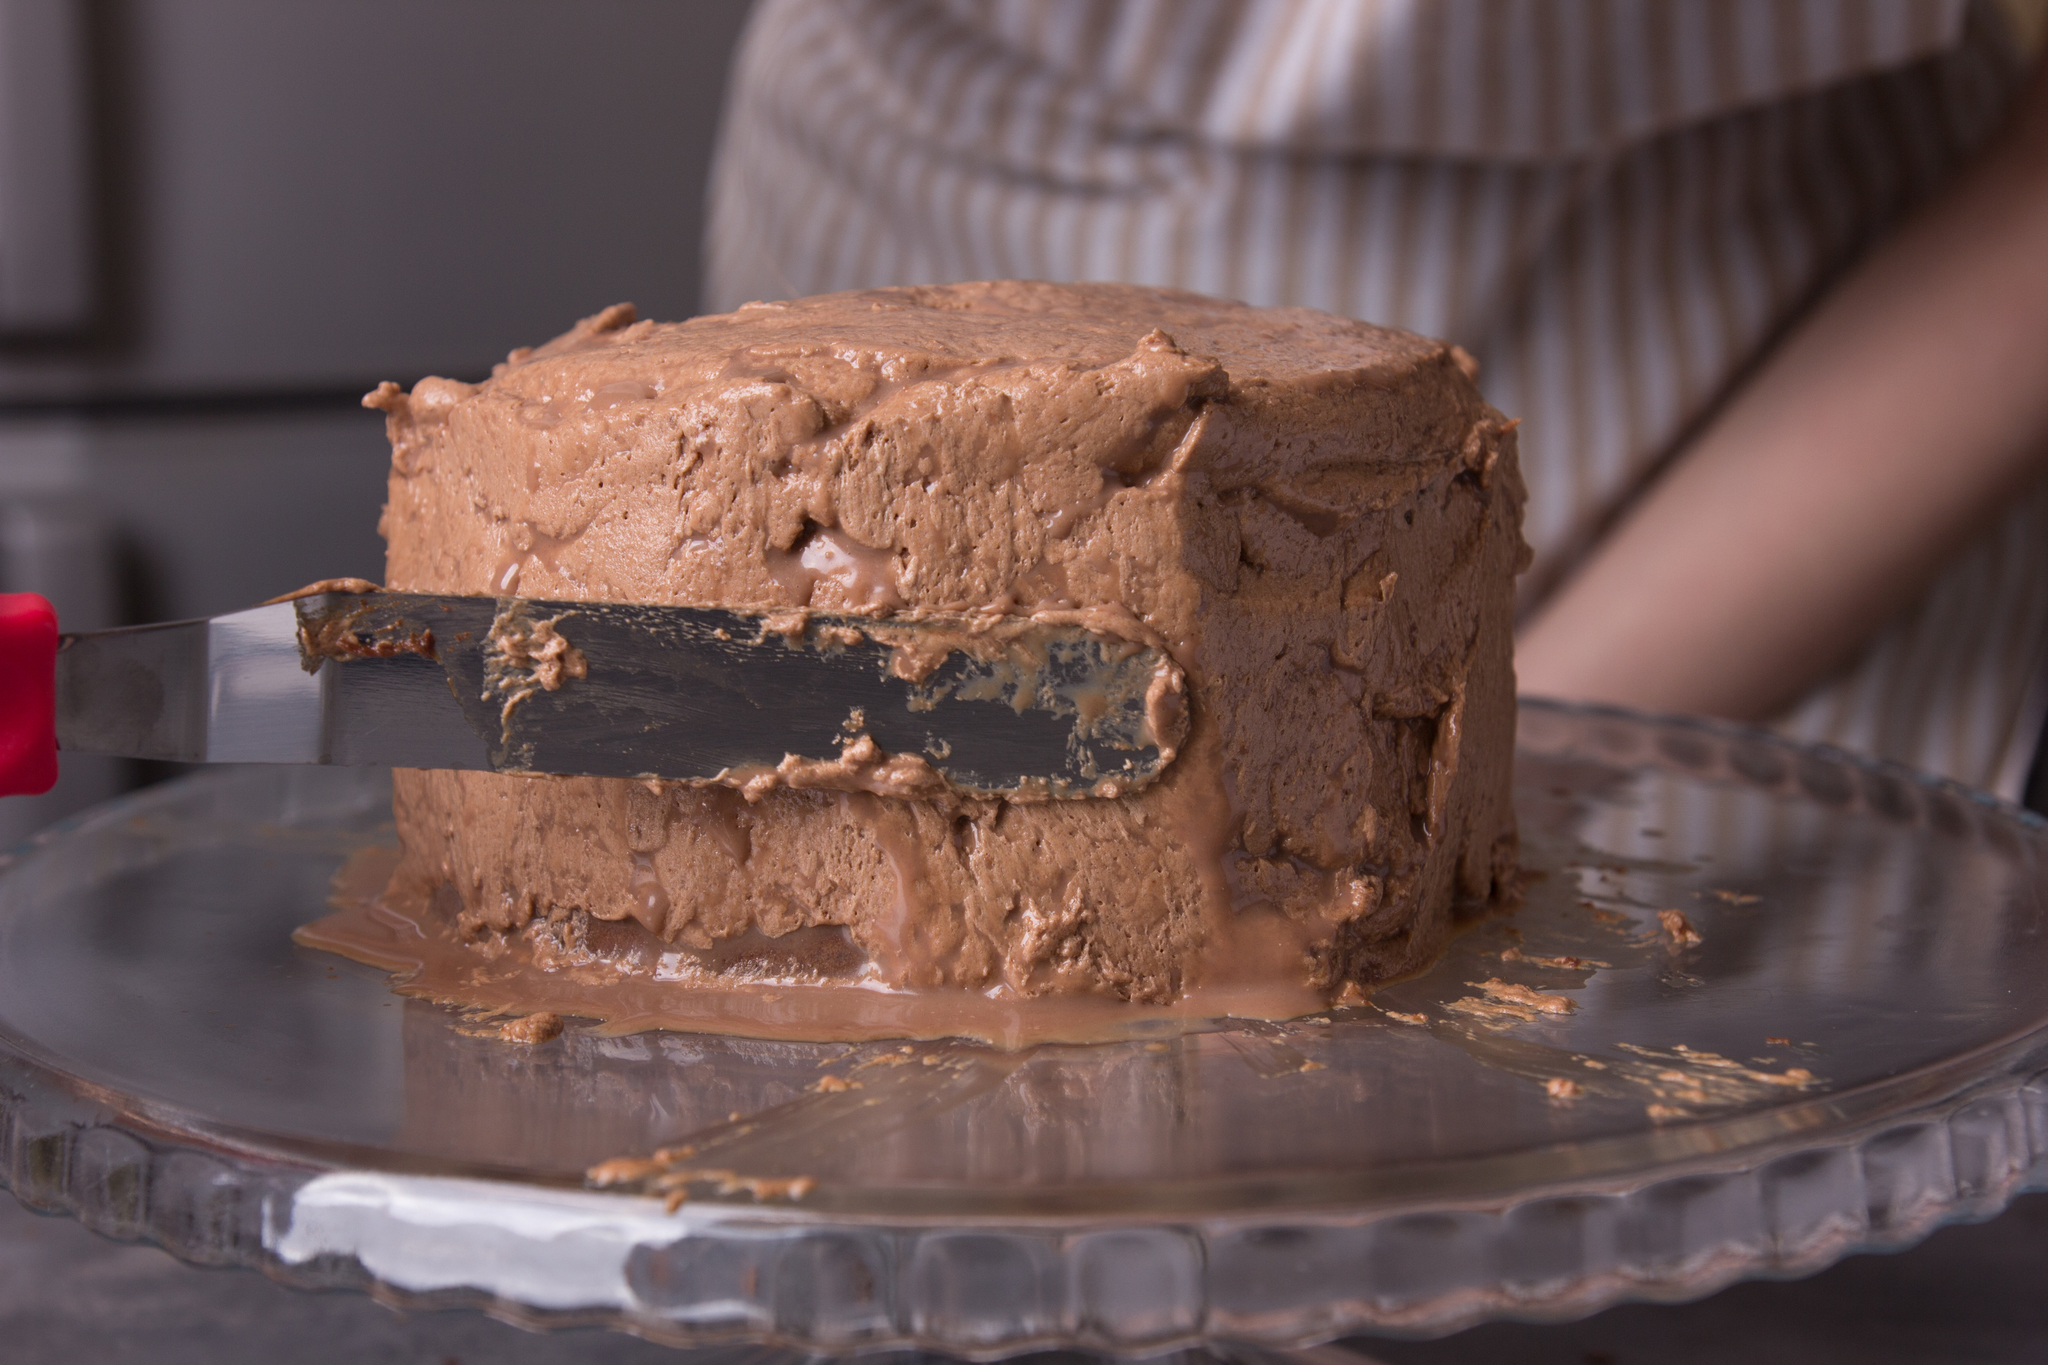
left=0, top=593, right=58, bottom=797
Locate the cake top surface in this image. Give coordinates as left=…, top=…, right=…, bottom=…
left=493, top=281, right=1453, bottom=404
left=373, top=280, right=1504, bottom=631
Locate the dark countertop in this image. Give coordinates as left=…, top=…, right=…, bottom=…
left=5, top=1187, right=2044, bottom=1364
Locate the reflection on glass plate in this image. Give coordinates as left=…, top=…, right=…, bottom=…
left=1, top=701, right=2045, bottom=1355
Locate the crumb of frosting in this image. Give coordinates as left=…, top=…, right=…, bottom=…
left=485, top=605, right=588, bottom=727
left=496, top=1011, right=563, bottom=1044
left=454, top=1009, right=563, bottom=1044
left=263, top=577, right=382, bottom=604
left=727, top=733, right=949, bottom=801
left=809, top=1073, right=860, bottom=1093
left=1502, top=946, right=1606, bottom=970
left=1475, top=978, right=1573, bottom=1014
left=588, top=1157, right=817, bottom=1213
left=1658, top=909, right=1703, bottom=947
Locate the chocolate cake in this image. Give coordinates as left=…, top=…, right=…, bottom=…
left=366, top=281, right=1527, bottom=1017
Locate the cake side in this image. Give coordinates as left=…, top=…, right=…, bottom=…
left=1189, top=358, right=1526, bottom=990
left=373, top=282, right=1526, bottom=1006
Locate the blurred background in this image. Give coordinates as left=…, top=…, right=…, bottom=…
left=0, top=0, right=754, bottom=842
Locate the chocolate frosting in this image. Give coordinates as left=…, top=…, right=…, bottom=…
left=369, top=281, right=1528, bottom=1013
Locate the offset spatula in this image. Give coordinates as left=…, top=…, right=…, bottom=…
left=0, top=588, right=1184, bottom=801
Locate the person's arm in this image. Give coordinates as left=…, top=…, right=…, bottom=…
left=1514, top=52, right=2048, bottom=722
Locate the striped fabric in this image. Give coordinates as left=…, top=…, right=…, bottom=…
left=705, top=0, right=2048, bottom=799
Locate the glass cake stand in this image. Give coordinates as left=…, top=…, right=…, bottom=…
left=2, top=700, right=2046, bottom=1357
